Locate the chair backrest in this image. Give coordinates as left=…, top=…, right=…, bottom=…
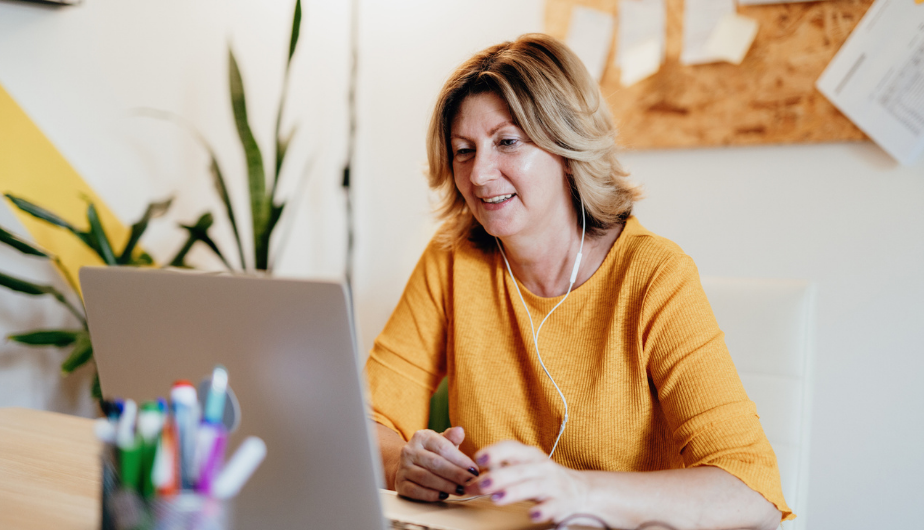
left=700, top=277, right=815, bottom=530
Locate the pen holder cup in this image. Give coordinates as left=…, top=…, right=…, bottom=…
left=101, top=452, right=232, bottom=530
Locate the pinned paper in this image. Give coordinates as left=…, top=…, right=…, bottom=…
left=817, top=0, right=924, bottom=165
left=680, top=0, right=736, bottom=65
left=704, top=13, right=759, bottom=65
left=566, top=6, right=615, bottom=82
left=621, top=38, right=663, bottom=86
left=617, top=0, right=666, bottom=86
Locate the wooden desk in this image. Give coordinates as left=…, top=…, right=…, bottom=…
left=0, top=407, right=101, bottom=530
left=0, top=407, right=557, bottom=530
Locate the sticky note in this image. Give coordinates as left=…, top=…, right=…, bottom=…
left=704, top=13, right=760, bottom=65
left=620, top=37, right=662, bottom=87
left=566, top=6, right=615, bottom=82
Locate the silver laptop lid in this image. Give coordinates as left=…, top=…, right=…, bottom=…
left=80, top=266, right=386, bottom=529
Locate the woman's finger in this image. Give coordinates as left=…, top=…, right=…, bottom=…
left=412, top=448, right=479, bottom=487
left=474, top=440, right=547, bottom=469
left=395, top=473, right=445, bottom=503
left=420, top=430, right=479, bottom=475
left=473, top=461, right=551, bottom=495
left=403, top=463, right=463, bottom=495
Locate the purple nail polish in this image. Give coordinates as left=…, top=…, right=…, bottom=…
left=529, top=511, right=541, bottom=521
left=456, top=485, right=465, bottom=495
left=477, top=454, right=489, bottom=465
left=480, top=478, right=492, bottom=489
left=438, top=491, right=449, bottom=500
left=467, top=467, right=480, bottom=477
left=491, top=491, right=505, bottom=501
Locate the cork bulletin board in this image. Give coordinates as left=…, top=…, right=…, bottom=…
left=545, top=0, right=875, bottom=149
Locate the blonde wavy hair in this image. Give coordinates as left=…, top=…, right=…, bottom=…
left=426, top=33, right=642, bottom=250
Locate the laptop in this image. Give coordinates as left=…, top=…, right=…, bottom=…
left=81, top=266, right=547, bottom=530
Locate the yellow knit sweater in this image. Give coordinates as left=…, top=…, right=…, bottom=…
left=366, top=216, right=792, bottom=520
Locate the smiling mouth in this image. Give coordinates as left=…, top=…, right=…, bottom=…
left=481, top=194, right=515, bottom=204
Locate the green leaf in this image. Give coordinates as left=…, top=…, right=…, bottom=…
left=92, top=372, right=102, bottom=401
left=118, top=198, right=173, bottom=264
left=170, top=213, right=232, bottom=270
left=256, top=201, right=285, bottom=271
left=288, top=0, right=302, bottom=66
left=0, top=271, right=87, bottom=323
left=8, top=329, right=82, bottom=347
left=61, top=333, right=93, bottom=374
left=0, top=270, right=56, bottom=296
left=5, top=194, right=79, bottom=232
left=85, top=203, right=117, bottom=265
left=207, top=158, right=246, bottom=270
left=0, top=226, right=51, bottom=259
left=229, top=49, right=269, bottom=265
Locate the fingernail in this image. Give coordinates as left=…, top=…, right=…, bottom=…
left=477, top=454, right=489, bottom=465
left=529, top=511, right=541, bottom=521
left=456, top=485, right=465, bottom=495
left=468, top=467, right=480, bottom=477
left=438, top=492, right=449, bottom=501
left=480, top=478, right=492, bottom=489
left=491, top=491, right=505, bottom=501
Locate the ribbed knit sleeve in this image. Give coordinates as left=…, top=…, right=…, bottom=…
left=641, top=252, right=793, bottom=521
left=365, top=240, right=450, bottom=442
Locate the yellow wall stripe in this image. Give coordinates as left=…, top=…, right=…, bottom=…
left=0, top=82, right=130, bottom=297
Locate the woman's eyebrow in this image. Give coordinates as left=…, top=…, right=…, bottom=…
left=450, top=121, right=517, bottom=141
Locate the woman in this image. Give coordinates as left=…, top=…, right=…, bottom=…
left=366, top=34, right=792, bottom=529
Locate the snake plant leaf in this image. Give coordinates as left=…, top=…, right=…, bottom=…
left=61, top=332, right=93, bottom=374
left=288, top=0, right=302, bottom=67
left=256, top=201, right=285, bottom=271
left=229, top=49, right=269, bottom=266
left=207, top=157, right=246, bottom=270
left=8, top=329, right=82, bottom=347
left=133, top=108, right=246, bottom=270
left=85, top=203, right=117, bottom=265
left=118, top=198, right=173, bottom=264
left=0, top=226, right=51, bottom=259
left=5, top=194, right=80, bottom=232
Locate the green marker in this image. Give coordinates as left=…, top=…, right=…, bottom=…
left=137, top=401, right=164, bottom=498
left=116, top=399, right=141, bottom=492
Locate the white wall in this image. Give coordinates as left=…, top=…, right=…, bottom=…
left=1, top=0, right=921, bottom=528
left=352, top=2, right=924, bottom=529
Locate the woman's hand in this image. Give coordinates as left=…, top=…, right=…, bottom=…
left=393, top=426, right=481, bottom=502
left=466, top=440, right=592, bottom=526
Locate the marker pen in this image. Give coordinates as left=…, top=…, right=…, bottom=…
left=212, top=437, right=267, bottom=500
left=171, top=380, right=200, bottom=489
left=137, top=401, right=163, bottom=498
left=196, top=366, right=230, bottom=494
left=116, top=399, right=141, bottom=492
left=152, top=419, right=179, bottom=496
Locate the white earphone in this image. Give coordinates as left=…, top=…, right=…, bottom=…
left=495, top=197, right=585, bottom=459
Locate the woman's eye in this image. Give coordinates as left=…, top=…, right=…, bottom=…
left=498, top=138, right=519, bottom=148
left=454, top=148, right=474, bottom=161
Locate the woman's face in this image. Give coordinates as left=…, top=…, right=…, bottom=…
left=450, top=92, right=573, bottom=242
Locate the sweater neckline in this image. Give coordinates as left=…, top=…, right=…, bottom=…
left=498, top=216, right=641, bottom=305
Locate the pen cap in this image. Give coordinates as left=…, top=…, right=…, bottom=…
left=203, top=365, right=228, bottom=425
left=197, top=376, right=240, bottom=433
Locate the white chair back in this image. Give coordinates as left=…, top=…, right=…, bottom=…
left=701, top=277, right=814, bottom=530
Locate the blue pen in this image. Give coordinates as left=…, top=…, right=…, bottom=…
left=170, top=380, right=200, bottom=489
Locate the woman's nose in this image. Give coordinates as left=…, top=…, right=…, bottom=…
left=470, top=150, right=498, bottom=186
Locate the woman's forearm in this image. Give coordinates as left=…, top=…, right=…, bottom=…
left=374, top=422, right=405, bottom=490
left=582, top=466, right=781, bottom=530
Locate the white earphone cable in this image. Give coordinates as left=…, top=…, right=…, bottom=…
left=495, top=199, right=585, bottom=459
